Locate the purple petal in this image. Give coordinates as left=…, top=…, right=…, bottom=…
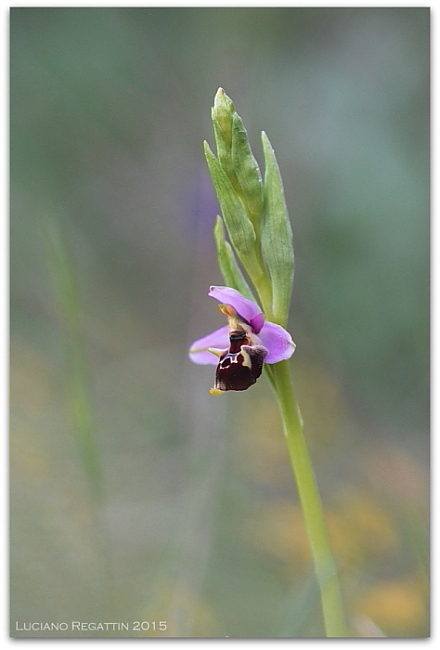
left=259, top=321, right=296, bottom=363
left=209, top=286, right=265, bottom=333
left=250, top=312, right=265, bottom=334
left=188, top=325, right=229, bottom=365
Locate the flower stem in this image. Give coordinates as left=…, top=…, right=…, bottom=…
left=270, top=360, right=347, bottom=637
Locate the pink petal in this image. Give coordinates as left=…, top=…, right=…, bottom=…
left=188, top=325, right=229, bottom=365
left=208, top=286, right=265, bottom=333
left=259, top=321, right=296, bottom=363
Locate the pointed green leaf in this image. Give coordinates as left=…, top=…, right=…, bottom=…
left=261, top=131, right=294, bottom=326
left=231, top=112, right=264, bottom=226
left=204, top=140, right=263, bottom=283
left=213, top=216, right=256, bottom=301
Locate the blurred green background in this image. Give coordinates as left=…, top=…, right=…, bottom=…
left=10, top=7, right=429, bottom=638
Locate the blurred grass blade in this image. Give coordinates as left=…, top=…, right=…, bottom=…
left=274, top=572, right=322, bottom=637
left=261, top=131, right=294, bottom=327
left=45, top=220, right=102, bottom=503
left=45, top=219, right=116, bottom=594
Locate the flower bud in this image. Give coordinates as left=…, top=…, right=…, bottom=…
left=212, top=87, right=234, bottom=149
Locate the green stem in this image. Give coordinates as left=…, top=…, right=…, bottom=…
left=270, top=360, right=347, bottom=637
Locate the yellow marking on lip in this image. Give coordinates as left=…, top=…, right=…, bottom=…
left=209, top=388, right=224, bottom=396
left=240, top=348, right=252, bottom=369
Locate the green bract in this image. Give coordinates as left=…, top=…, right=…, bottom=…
left=231, top=113, right=264, bottom=228
left=206, top=88, right=294, bottom=327
left=204, top=141, right=262, bottom=284
left=261, top=131, right=294, bottom=328
left=213, top=216, right=256, bottom=302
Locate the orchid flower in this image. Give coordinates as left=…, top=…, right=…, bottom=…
left=189, top=286, right=295, bottom=393
left=189, top=88, right=347, bottom=637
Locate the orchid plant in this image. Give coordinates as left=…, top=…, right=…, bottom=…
left=189, top=89, right=347, bottom=637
